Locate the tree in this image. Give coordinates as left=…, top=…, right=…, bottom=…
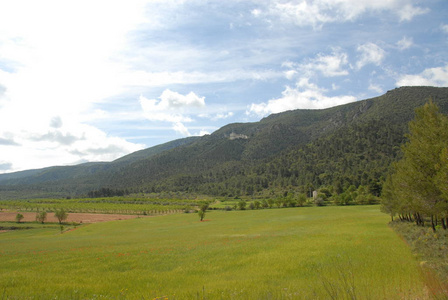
left=237, top=199, right=247, bottom=210
left=15, top=213, right=24, bottom=223
left=54, top=209, right=68, bottom=224
left=380, top=174, right=399, bottom=221
left=36, top=211, right=47, bottom=224
left=435, top=145, right=448, bottom=229
left=381, top=100, right=448, bottom=231
left=198, top=202, right=209, bottom=221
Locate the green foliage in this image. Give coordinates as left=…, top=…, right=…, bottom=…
left=296, top=193, right=307, bottom=207
left=237, top=199, right=246, bottom=210
left=36, top=211, right=47, bottom=224
left=381, top=100, right=448, bottom=231
left=198, top=210, right=206, bottom=221
left=54, top=209, right=68, bottom=224
left=15, top=213, right=24, bottom=223
left=198, top=202, right=209, bottom=221
left=0, top=196, right=206, bottom=215
left=389, top=220, right=448, bottom=297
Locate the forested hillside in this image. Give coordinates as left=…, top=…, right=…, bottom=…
left=1, top=86, right=447, bottom=199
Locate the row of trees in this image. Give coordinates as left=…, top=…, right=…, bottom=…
left=15, top=209, right=69, bottom=224
left=381, top=100, right=448, bottom=231
left=87, top=188, right=130, bottom=198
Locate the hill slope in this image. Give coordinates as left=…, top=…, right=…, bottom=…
left=0, top=86, right=447, bottom=199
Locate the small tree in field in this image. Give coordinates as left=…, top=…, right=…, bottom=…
left=54, top=209, right=68, bottom=224
left=198, top=209, right=206, bottom=221
left=15, top=213, right=24, bottom=223
left=36, top=211, right=47, bottom=224
left=198, top=202, right=209, bottom=222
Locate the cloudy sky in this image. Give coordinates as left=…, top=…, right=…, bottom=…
left=0, top=0, right=447, bottom=174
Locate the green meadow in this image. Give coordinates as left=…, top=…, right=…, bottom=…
left=0, top=206, right=429, bottom=299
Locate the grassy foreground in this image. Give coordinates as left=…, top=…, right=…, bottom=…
left=0, top=206, right=429, bottom=299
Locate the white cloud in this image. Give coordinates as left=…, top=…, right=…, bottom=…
left=198, top=130, right=211, bottom=136
left=368, top=83, right=383, bottom=94
left=356, top=43, right=386, bottom=70
left=212, top=112, right=234, bottom=121
left=120, top=69, right=283, bottom=88
left=398, top=4, right=430, bottom=22
left=0, top=122, right=143, bottom=173
left=266, top=0, right=429, bottom=28
left=140, top=89, right=205, bottom=123
left=140, top=89, right=208, bottom=137
left=0, top=0, right=148, bottom=173
left=441, top=24, right=448, bottom=33
left=301, top=50, right=349, bottom=77
left=172, top=122, right=191, bottom=136
left=285, top=70, right=298, bottom=80
left=396, top=36, right=413, bottom=50
left=251, top=9, right=262, bottom=17
left=247, top=78, right=356, bottom=117
left=0, top=161, right=13, bottom=172
left=396, top=64, right=448, bottom=87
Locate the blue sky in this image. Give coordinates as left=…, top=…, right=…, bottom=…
left=0, top=0, right=447, bottom=173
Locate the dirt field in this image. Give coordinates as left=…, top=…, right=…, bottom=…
left=0, top=211, right=148, bottom=223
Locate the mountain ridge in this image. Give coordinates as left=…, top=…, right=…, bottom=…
left=1, top=86, right=447, bottom=199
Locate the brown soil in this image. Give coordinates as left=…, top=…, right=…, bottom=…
left=0, top=211, right=148, bottom=224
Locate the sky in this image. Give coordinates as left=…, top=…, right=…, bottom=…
left=0, top=0, right=447, bottom=174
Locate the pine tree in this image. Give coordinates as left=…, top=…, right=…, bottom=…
left=382, top=99, right=448, bottom=231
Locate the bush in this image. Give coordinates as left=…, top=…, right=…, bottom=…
left=15, top=213, right=24, bottom=223
left=54, top=209, right=68, bottom=224
left=36, top=211, right=47, bottom=224
left=237, top=200, right=246, bottom=210
left=297, top=194, right=307, bottom=207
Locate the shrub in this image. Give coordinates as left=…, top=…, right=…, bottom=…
left=36, top=211, right=47, bottom=224
left=54, top=209, right=68, bottom=224
left=237, top=200, right=246, bottom=210
left=15, top=213, right=24, bottom=223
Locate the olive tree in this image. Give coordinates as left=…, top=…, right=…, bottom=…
left=36, top=211, right=47, bottom=224
left=15, top=213, right=24, bottom=223
left=54, top=209, right=68, bottom=224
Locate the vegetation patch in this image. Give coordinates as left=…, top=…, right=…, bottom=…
left=389, top=220, right=448, bottom=297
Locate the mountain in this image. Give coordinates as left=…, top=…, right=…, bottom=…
left=1, top=86, right=447, bottom=199
left=0, top=136, right=200, bottom=198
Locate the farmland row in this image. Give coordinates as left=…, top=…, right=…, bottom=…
left=0, top=197, right=204, bottom=215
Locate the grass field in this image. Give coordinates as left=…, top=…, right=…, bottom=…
left=0, top=206, right=430, bottom=299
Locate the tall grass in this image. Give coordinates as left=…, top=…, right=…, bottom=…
left=0, top=206, right=428, bottom=299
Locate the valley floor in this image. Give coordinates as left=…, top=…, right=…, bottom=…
left=0, top=205, right=438, bottom=299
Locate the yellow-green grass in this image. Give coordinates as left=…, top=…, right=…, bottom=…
left=0, top=206, right=428, bottom=299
